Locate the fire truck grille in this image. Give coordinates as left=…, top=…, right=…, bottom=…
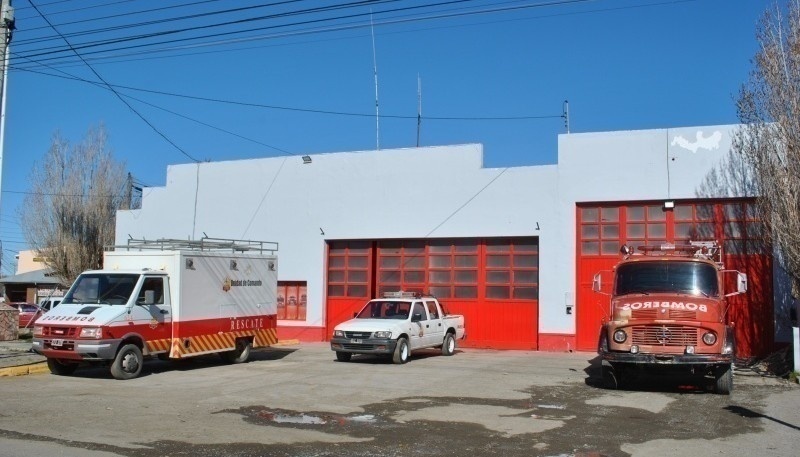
left=632, top=325, right=697, bottom=346
left=631, top=309, right=697, bottom=320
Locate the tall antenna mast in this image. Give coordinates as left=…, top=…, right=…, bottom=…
left=370, top=11, right=380, bottom=150
left=416, top=74, right=422, bottom=147
left=562, top=99, right=570, bottom=133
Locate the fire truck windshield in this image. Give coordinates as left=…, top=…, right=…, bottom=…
left=615, top=261, right=718, bottom=297
left=62, top=274, right=140, bottom=305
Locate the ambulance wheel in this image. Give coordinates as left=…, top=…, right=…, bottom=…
left=220, top=339, right=252, bottom=364
left=714, top=364, right=733, bottom=395
left=441, top=333, right=456, bottom=356
left=47, top=358, right=78, bottom=376
left=111, top=344, right=143, bottom=380
left=392, top=337, right=409, bottom=364
left=336, top=351, right=352, bottom=362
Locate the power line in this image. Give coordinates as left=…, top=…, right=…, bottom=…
left=28, top=0, right=201, bottom=163
left=13, top=66, right=562, bottom=121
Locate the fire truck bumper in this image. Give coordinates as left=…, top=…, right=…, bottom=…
left=330, top=337, right=397, bottom=355
left=601, top=351, right=733, bottom=365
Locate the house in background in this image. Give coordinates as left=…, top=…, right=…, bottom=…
left=0, top=250, right=66, bottom=304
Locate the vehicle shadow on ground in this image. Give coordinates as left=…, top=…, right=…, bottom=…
left=56, top=347, right=298, bottom=380
left=335, top=349, right=462, bottom=365
left=582, top=355, right=713, bottom=394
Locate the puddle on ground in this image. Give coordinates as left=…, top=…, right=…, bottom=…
left=252, top=409, right=378, bottom=426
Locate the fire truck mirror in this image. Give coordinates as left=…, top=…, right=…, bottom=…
left=592, top=273, right=602, bottom=292
left=737, top=272, right=748, bottom=294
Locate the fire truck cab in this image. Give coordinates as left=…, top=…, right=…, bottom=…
left=593, top=241, right=747, bottom=394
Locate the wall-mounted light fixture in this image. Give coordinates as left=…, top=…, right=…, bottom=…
left=302, top=155, right=312, bottom=164
left=663, top=200, right=675, bottom=210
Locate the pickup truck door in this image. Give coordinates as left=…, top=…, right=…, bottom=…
left=424, top=300, right=445, bottom=347
left=408, top=301, right=428, bottom=350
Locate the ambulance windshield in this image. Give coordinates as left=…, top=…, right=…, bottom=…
left=62, top=274, right=140, bottom=305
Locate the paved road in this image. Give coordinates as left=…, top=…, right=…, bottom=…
left=0, top=343, right=797, bottom=457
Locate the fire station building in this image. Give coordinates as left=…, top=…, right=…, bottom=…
left=115, top=124, right=792, bottom=359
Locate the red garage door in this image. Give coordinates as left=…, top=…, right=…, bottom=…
left=575, top=199, right=773, bottom=358
left=325, top=237, right=540, bottom=350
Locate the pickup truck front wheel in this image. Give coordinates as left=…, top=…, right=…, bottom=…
left=336, top=351, right=352, bottom=362
left=392, top=337, right=409, bottom=364
left=441, top=333, right=455, bottom=356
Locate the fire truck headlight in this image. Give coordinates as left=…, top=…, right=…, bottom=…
left=612, top=329, right=627, bottom=343
left=685, top=345, right=696, bottom=354
left=33, top=326, right=44, bottom=337
left=702, top=332, right=717, bottom=345
left=79, top=327, right=103, bottom=339
left=630, top=345, right=639, bottom=354
left=333, top=330, right=345, bottom=338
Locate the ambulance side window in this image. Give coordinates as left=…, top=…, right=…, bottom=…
left=138, top=277, right=164, bottom=305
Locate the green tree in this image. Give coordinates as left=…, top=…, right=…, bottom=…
left=20, top=125, right=128, bottom=284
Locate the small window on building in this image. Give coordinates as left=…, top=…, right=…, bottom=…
left=278, top=281, right=307, bottom=320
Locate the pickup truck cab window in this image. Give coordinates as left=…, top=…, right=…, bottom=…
left=425, top=301, right=439, bottom=319
left=411, top=302, right=427, bottom=322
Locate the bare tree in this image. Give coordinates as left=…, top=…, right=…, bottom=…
left=735, top=1, right=800, bottom=297
left=20, top=125, right=127, bottom=285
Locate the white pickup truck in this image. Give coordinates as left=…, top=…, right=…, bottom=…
left=330, top=292, right=466, bottom=364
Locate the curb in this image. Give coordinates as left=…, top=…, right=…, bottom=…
left=0, top=362, right=48, bottom=377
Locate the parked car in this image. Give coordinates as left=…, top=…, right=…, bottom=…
left=8, top=302, right=43, bottom=328
left=38, top=297, right=62, bottom=313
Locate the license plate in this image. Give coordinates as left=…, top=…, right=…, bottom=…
left=351, top=339, right=362, bottom=344
left=51, top=339, right=64, bottom=347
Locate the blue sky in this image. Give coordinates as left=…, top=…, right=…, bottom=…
left=0, top=0, right=770, bottom=274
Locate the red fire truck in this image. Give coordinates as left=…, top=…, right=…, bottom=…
left=593, top=241, right=747, bottom=394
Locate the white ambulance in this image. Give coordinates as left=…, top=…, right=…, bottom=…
left=32, top=237, right=278, bottom=380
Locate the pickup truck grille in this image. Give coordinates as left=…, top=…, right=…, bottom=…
left=344, top=331, right=373, bottom=339
left=631, top=325, right=697, bottom=346
left=341, top=343, right=377, bottom=350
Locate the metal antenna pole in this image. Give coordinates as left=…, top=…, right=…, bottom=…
left=370, top=12, right=380, bottom=150
left=416, top=75, right=422, bottom=147
left=562, top=99, right=570, bottom=133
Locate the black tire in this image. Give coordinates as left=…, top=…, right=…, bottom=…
left=714, top=364, right=733, bottom=395
left=111, top=344, right=143, bottom=380
left=336, top=351, right=352, bottom=362
left=46, top=358, right=78, bottom=376
left=602, top=365, right=619, bottom=389
left=392, top=337, right=409, bottom=364
left=220, top=339, right=252, bottom=364
left=441, top=333, right=456, bottom=356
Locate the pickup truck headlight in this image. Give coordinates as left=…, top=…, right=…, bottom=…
left=33, top=326, right=44, bottom=337
left=333, top=330, right=345, bottom=338
left=373, top=331, right=392, bottom=339
left=79, top=327, right=103, bottom=339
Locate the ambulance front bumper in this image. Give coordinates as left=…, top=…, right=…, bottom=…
left=32, top=337, right=121, bottom=361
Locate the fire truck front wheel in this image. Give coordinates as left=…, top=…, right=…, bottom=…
left=46, top=358, right=78, bottom=376
left=111, top=344, right=144, bottom=380
left=714, top=364, right=733, bottom=395
left=220, top=339, right=252, bottom=364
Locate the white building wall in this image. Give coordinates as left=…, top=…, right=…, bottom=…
left=116, top=125, right=753, bottom=338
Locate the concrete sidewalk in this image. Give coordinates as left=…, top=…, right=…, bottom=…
left=0, top=336, right=47, bottom=376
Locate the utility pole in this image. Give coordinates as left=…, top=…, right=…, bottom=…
left=0, top=0, right=15, bottom=275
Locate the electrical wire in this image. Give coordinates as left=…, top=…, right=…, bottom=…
left=28, top=0, right=201, bottom=163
